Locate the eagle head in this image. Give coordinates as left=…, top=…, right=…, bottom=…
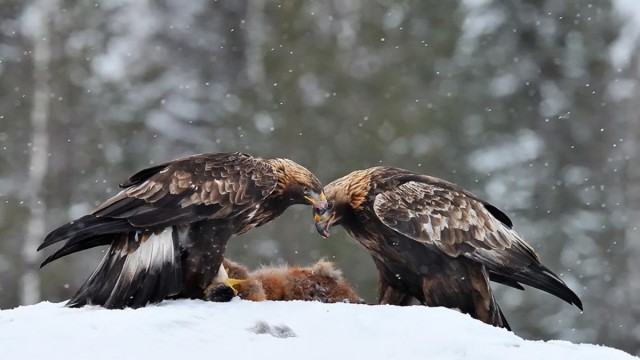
left=314, top=169, right=371, bottom=238
left=268, top=158, right=327, bottom=211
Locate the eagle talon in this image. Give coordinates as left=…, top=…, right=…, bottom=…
left=223, top=277, right=247, bottom=295
left=204, top=277, right=247, bottom=302
left=205, top=284, right=236, bottom=302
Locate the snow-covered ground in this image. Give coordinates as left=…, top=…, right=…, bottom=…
left=1, top=300, right=636, bottom=360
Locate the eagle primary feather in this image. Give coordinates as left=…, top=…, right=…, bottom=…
left=315, top=166, right=582, bottom=329
left=39, top=152, right=327, bottom=309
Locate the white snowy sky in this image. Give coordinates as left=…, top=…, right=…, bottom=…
left=1, top=300, right=636, bottom=360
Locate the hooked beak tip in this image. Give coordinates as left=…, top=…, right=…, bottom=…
left=316, top=224, right=330, bottom=238
left=314, top=211, right=334, bottom=238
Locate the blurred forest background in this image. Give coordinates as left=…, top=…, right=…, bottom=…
left=1, top=0, right=639, bottom=355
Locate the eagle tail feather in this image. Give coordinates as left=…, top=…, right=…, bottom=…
left=66, top=228, right=182, bottom=309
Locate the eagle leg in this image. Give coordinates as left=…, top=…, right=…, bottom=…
left=203, top=263, right=250, bottom=301
left=204, top=283, right=237, bottom=302
left=203, top=278, right=253, bottom=302
left=223, top=277, right=247, bottom=295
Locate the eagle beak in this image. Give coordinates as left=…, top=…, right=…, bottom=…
left=305, top=191, right=328, bottom=211
left=314, top=211, right=335, bottom=238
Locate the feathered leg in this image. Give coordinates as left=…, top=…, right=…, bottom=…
left=178, top=219, right=233, bottom=299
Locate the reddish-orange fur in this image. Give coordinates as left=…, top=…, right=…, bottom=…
left=206, top=258, right=364, bottom=304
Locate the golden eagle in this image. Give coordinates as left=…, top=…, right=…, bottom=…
left=314, top=167, right=582, bottom=329
left=39, top=152, right=327, bottom=309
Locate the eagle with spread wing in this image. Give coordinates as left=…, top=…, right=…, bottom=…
left=314, top=167, right=582, bottom=329
left=39, top=152, right=327, bottom=309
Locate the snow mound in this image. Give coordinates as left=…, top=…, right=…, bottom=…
left=0, top=300, right=635, bottom=360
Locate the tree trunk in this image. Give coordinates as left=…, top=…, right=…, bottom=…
left=21, top=0, right=57, bottom=305
left=245, top=0, right=266, bottom=90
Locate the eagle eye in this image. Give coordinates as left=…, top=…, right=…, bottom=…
left=316, top=201, right=333, bottom=216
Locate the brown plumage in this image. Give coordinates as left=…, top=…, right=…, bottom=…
left=205, top=258, right=364, bottom=304
left=314, top=167, right=583, bottom=329
left=38, top=152, right=327, bottom=309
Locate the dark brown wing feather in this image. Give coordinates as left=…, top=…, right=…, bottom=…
left=39, top=152, right=278, bottom=253
left=94, top=152, right=278, bottom=227
left=372, top=179, right=582, bottom=310
left=373, top=180, right=531, bottom=259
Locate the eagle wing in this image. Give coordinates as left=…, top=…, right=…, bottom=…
left=94, top=152, right=278, bottom=226
left=372, top=180, right=535, bottom=263
left=372, top=179, right=582, bottom=309
left=40, top=152, right=278, bottom=252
